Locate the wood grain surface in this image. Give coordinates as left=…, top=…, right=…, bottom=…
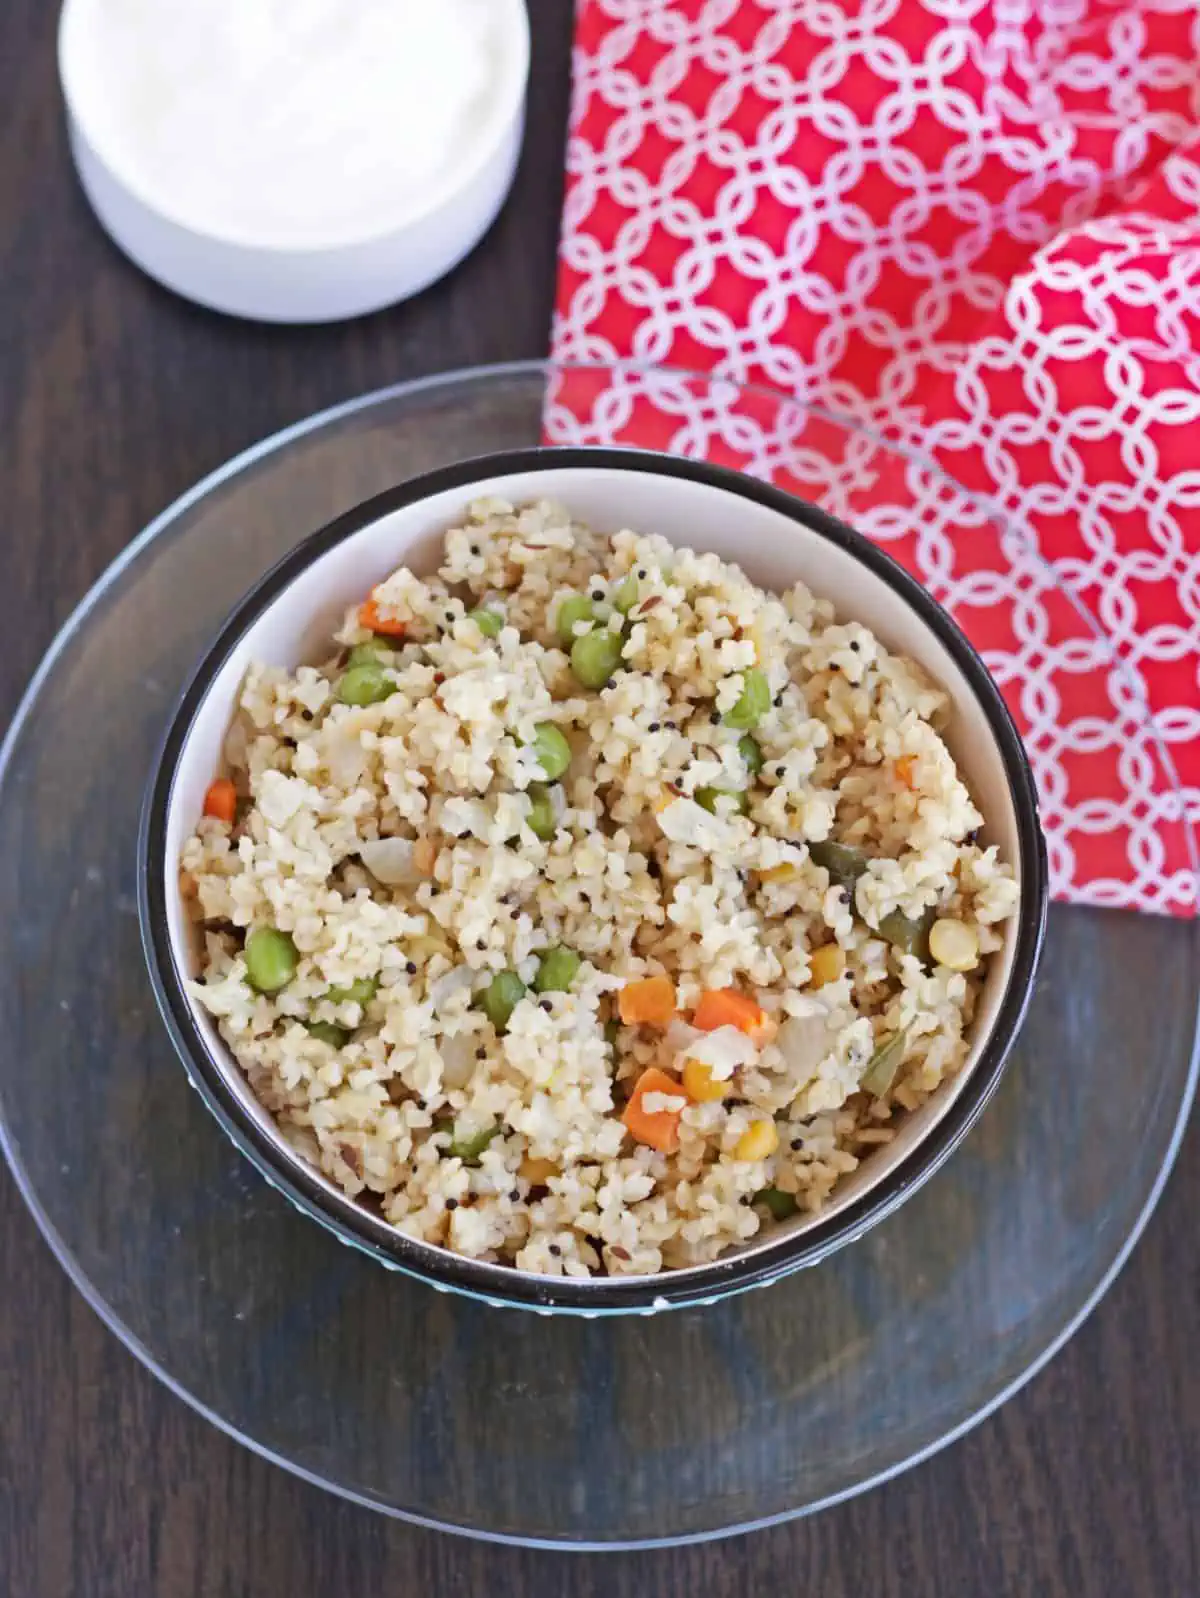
left=1, top=2, right=1197, bottom=1593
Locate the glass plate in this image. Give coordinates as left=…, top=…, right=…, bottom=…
left=0, top=361, right=1195, bottom=1548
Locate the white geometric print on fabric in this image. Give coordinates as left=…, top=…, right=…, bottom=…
left=550, top=0, right=1200, bottom=915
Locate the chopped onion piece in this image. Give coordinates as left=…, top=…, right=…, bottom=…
left=358, top=836, right=420, bottom=886
left=323, top=726, right=367, bottom=787
left=777, top=1014, right=835, bottom=1080
left=439, top=1032, right=478, bottom=1090
left=430, top=966, right=476, bottom=1011
left=223, top=716, right=249, bottom=770
left=665, top=1019, right=703, bottom=1054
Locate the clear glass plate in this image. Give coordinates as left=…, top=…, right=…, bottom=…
left=0, top=361, right=1195, bottom=1548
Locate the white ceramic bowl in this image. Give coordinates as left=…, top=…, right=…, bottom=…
left=140, top=450, right=1047, bottom=1313
left=57, top=0, right=530, bottom=323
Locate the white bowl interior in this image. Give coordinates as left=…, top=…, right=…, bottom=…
left=161, top=464, right=1024, bottom=1281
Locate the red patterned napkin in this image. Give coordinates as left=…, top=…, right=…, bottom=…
left=550, top=0, right=1199, bottom=915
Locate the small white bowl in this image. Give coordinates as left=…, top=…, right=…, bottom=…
left=57, top=0, right=530, bottom=323
left=140, top=450, right=1047, bottom=1314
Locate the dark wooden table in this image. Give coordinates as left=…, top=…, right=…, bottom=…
left=2, top=4, right=1197, bottom=1593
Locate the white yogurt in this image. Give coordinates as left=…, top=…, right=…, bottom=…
left=60, top=0, right=513, bottom=248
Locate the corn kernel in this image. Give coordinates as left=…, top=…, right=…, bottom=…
left=928, top=917, right=980, bottom=972
left=683, top=1057, right=728, bottom=1103
left=734, top=1119, right=779, bottom=1161
left=759, top=863, right=798, bottom=884
left=809, top=943, right=846, bottom=989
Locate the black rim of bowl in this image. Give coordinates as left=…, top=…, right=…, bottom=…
left=139, top=445, right=1049, bottom=1312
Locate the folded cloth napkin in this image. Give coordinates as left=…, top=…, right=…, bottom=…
left=551, top=0, right=1199, bottom=915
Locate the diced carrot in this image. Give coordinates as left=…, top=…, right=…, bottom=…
left=622, top=1068, right=684, bottom=1153
left=202, top=778, right=237, bottom=824
left=692, top=987, right=766, bottom=1038
left=895, top=755, right=917, bottom=790
left=358, top=595, right=408, bottom=638
left=618, top=975, right=677, bottom=1028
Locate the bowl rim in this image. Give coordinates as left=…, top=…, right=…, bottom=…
left=139, top=445, right=1049, bottom=1313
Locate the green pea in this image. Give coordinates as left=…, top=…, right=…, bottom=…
left=526, top=783, right=559, bottom=841
left=531, top=723, right=572, bottom=781
left=695, top=786, right=749, bottom=816
left=570, top=628, right=624, bottom=690
left=752, top=1187, right=798, bottom=1222
left=532, top=946, right=581, bottom=994
left=245, top=927, right=298, bottom=994
left=482, top=970, right=526, bottom=1032
left=861, top=1030, right=908, bottom=1098
left=556, top=594, right=595, bottom=646
left=878, top=906, right=935, bottom=961
left=348, top=638, right=394, bottom=668
left=306, top=1021, right=351, bottom=1048
left=611, top=574, right=639, bottom=615
left=722, top=668, right=771, bottom=730
left=738, top=735, right=764, bottom=776
left=326, top=976, right=378, bottom=1006
left=337, top=663, right=392, bottom=707
left=808, top=839, right=871, bottom=891
left=449, top=1122, right=501, bottom=1165
left=469, top=608, right=503, bottom=638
